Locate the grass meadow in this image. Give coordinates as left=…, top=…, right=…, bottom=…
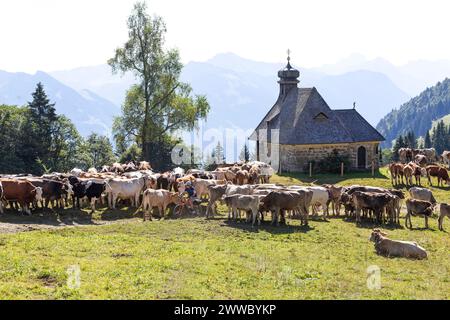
left=0, top=167, right=449, bottom=299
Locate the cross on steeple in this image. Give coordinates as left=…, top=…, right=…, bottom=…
left=286, top=49, right=292, bottom=70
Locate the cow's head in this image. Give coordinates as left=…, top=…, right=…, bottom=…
left=171, top=192, right=184, bottom=205
left=64, top=181, right=74, bottom=197
left=177, top=182, right=186, bottom=194
left=369, top=229, right=387, bottom=242
left=34, top=187, right=43, bottom=202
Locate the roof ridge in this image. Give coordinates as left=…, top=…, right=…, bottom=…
left=292, top=88, right=314, bottom=128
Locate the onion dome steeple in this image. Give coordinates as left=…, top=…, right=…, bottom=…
left=278, top=49, right=300, bottom=97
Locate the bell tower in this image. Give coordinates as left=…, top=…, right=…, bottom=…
left=278, top=49, right=300, bottom=98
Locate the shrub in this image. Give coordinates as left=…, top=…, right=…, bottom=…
left=303, top=150, right=351, bottom=174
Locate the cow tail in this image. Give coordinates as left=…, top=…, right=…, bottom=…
left=135, top=191, right=146, bottom=214
left=0, top=181, right=4, bottom=201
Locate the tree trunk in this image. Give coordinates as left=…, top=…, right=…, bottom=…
left=142, top=84, right=150, bottom=161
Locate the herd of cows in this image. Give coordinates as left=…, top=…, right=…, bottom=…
left=0, top=156, right=449, bottom=259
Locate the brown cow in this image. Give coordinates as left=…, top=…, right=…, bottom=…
left=352, top=191, right=394, bottom=223
left=248, top=165, right=261, bottom=184
left=0, top=179, right=43, bottom=215
left=260, top=190, right=312, bottom=226
left=442, top=151, right=450, bottom=169
left=205, top=184, right=228, bottom=218
left=415, top=154, right=428, bottom=167
left=235, top=170, right=249, bottom=185
left=438, top=203, right=450, bottom=231
left=389, top=163, right=404, bottom=185
left=398, top=148, right=413, bottom=163
left=370, top=229, right=428, bottom=259
left=426, top=165, right=450, bottom=186
left=139, top=189, right=182, bottom=221
left=408, top=161, right=426, bottom=185
left=138, top=161, right=152, bottom=171
left=403, top=164, right=414, bottom=186
left=322, top=184, right=344, bottom=216
left=405, top=198, right=434, bottom=229
left=25, top=178, right=72, bottom=209
left=223, top=194, right=262, bottom=226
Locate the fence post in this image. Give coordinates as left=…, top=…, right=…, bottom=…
left=341, top=162, right=344, bottom=177
left=309, top=162, right=312, bottom=178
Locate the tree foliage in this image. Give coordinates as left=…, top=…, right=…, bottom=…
left=0, top=84, right=116, bottom=174
left=109, top=1, right=209, bottom=170
left=377, top=78, right=450, bottom=147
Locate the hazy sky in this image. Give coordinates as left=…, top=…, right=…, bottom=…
left=1, top=0, right=450, bottom=73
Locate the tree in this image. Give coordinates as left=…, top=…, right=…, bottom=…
left=108, top=1, right=209, bottom=170
left=432, top=120, right=447, bottom=154
left=84, top=134, right=116, bottom=168
left=392, top=135, right=406, bottom=161
left=213, top=141, right=225, bottom=165
left=405, top=131, right=416, bottom=149
left=18, top=83, right=58, bottom=174
left=49, top=115, right=85, bottom=172
left=239, top=142, right=250, bottom=162
left=119, top=144, right=142, bottom=163
left=0, top=104, right=87, bottom=173
left=424, top=131, right=432, bottom=148
left=0, top=105, right=27, bottom=173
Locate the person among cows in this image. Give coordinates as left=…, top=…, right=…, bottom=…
left=183, top=181, right=197, bottom=213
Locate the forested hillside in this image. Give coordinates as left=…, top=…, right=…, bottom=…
left=376, top=78, right=450, bottom=146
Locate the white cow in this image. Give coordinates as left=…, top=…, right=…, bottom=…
left=442, top=151, right=450, bottom=169
left=289, top=185, right=329, bottom=219
left=70, top=168, right=83, bottom=177
left=105, top=177, right=148, bottom=209
left=409, top=187, right=436, bottom=204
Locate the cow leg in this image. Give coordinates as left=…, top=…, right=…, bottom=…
left=355, top=208, right=361, bottom=223
left=425, top=215, right=429, bottom=229
left=158, top=206, right=164, bottom=220
left=24, top=203, right=31, bottom=215
left=438, top=214, right=444, bottom=231
left=135, top=194, right=140, bottom=208
left=213, top=202, right=218, bottom=217
left=112, top=194, right=117, bottom=209
left=303, top=205, right=309, bottom=226
left=90, top=198, right=96, bottom=213
left=405, top=212, right=411, bottom=229
left=252, top=208, right=259, bottom=227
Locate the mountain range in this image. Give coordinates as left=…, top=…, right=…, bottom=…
left=0, top=70, right=119, bottom=136
left=1, top=53, right=450, bottom=147
left=376, top=78, right=450, bottom=147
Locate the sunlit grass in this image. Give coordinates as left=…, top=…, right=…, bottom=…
left=0, top=167, right=448, bottom=299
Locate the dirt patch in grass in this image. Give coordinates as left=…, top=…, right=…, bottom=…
left=0, top=207, right=142, bottom=234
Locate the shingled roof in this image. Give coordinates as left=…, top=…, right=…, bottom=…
left=250, top=87, right=385, bottom=144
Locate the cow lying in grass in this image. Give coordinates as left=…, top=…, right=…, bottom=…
left=370, top=229, right=427, bottom=259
